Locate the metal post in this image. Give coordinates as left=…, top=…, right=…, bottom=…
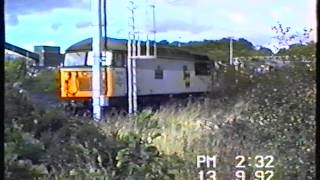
left=128, top=1, right=137, bottom=115
left=127, top=1, right=157, bottom=115
left=132, top=37, right=138, bottom=114
left=229, top=37, right=233, bottom=65
left=40, top=50, right=45, bottom=67
left=151, top=4, right=157, bottom=56
left=92, top=0, right=102, bottom=121
left=146, top=33, right=150, bottom=56
left=137, top=33, right=141, bottom=57
left=134, top=33, right=140, bottom=114
left=127, top=34, right=133, bottom=114
left=127, top=35, right=133, bottom=114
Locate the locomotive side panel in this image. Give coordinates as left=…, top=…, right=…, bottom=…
left=136, top=58, right=212, bottom=96
left=110, top=67, right=127, bottom=97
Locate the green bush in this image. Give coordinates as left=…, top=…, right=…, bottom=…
left=5, top=57, right=315, bottom=179
left=23, top=70, right=58, bottom=93
left=5, top=78, right=177, bottom=180
left=102, top=63, right=315, bottom=179
left=5, top=59, right=28, bottom=84
left=5, top=59, right=57, bottom=93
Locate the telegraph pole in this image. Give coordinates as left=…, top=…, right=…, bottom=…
left=127, top=1, right=136, bottom=115
left=229, top=37, right=233, bottom=65
left=151, top=4, right=157, bottom=56
left=91, top=0, right=103, bottom=121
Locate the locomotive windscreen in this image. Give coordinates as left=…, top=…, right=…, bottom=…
left=64, top=52, right=86, bottom=66
left=64, top=51, right=112, bottom=67
left=86, top=51, right=112, bottom=66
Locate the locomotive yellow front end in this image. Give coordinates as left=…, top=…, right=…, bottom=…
left=58, top=67, right=114, bottom=100
left=56, top=39, right=128, bottom=113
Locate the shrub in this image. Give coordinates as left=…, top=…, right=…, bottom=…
left=5, top=77, right=178, bottom=179
left=102, top=63, right=315, bottom=179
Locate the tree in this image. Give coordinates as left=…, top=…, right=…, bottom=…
left=238, top=38, right=254, bottom=49
left=258, top=46, right=273, bottom=55
left=159, top=40, right=169, bottom=45
left=271, top=22, right=315, bottom=59
left=271, top=22, right=313, bottom=51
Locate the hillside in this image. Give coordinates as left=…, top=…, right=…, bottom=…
left=159, top=37, right=315, bottom=62
left=276, top=41, right=316, bottom=58
left=159, top=38, right=273, bottom=62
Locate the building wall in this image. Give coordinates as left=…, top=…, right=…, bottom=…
left=34, top=46, right=60, bottom=54
left=42, top=52, right=65, bottom=67
left=34, top=45, right=64, bottom=67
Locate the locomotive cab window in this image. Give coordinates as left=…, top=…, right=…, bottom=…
left=64, top=52, right=86, bottom=66
left=112, top=51, right=126, bottom=67
left=195, top=62, right=211, bottom=75
left=86, top=51, right=112, bottom=66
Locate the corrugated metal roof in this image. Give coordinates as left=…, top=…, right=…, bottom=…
left=65, top=37, right=209, bottom=61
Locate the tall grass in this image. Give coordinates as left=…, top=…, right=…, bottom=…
left=5, top=59, right=315, bottom=179
left=101, top=62, right=315, bottom=179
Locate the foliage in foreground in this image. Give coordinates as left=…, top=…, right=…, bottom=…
left=5, top=87, right=178, bottom=179
left=5, top=61, right=178, bottom=179
left=102, top=62, right=316, bottom=179
left=5, top=59, right=57, bottom=93
left=5, top=60, right=315, bottom=179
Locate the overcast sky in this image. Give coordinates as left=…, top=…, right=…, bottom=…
left=5, top=0, right=317, bottom=53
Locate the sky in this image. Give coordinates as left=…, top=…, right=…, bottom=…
left=5, top=0, right=317, bottom=53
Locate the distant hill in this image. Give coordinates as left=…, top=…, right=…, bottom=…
left=161, top=38, right=273, bottom=62
left=257, top=46, right=273, bottom=55
left=157, top=37, right=315, bottom=62
left=276, top=42, right=316, bottom=58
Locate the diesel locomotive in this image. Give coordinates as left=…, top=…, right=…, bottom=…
left=57, top=37, right=214, bottom=115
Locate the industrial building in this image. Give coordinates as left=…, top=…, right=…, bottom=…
left=4, top=42, right=64, bottom=67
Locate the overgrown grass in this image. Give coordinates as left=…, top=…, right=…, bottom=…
left=5, top=59, right=315, bottom=179
left=23, top=70, right=58, bottom=93
left=5, top=60, right=179, bottom=179
left=101, top=62, right=315, bottom=179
